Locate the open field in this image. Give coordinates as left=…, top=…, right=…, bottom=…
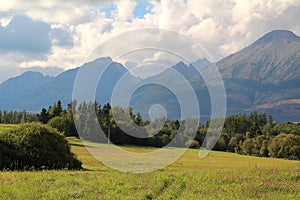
left=0, top=136, right=299, bottom=199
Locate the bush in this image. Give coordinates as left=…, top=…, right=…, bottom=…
left=268, top=133, right=300, bottom=160
left=47, top=114, right=78, bottom=137
left=186, top=139, right=200, bottom=149
left=0, top=123, right=82, bottom=170
left=241, top=138, right=259, bottom=156
left=0, top=140, right=17, bottom=169
left=48, top=116, right=67, bottom=133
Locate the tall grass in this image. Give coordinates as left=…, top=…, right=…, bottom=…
left=0, top=137, right=299, bottom=199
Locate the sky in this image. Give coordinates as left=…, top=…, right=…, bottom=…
left=0, top=0, right=300, bottom=83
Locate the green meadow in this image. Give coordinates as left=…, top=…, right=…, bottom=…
left=0, top=134, right=299, bottom=200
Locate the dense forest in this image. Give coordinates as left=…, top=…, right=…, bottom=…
left=1, top=100, right=300, bottom=160
left=0, top=110, right=38, bottom=124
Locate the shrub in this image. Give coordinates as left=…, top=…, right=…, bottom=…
left=47, top=114, right=78, bottom=137
left=0, top=123, right=82, bottom=170
left=0, top=140, right=17, bottom=169
left=186, top=139, right=200, bottom=149
left=48, top=115, right=67, bottom=133
left=268, top=133, right=300, bottom=160
left=241, top=138, right=259, bottom=156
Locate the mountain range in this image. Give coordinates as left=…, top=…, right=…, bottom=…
left=0, top=30, right=300, bottom=123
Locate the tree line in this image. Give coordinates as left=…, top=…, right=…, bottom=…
left=1, top=100, right=300, bottom=160
left=0, top=110, right=38, bottom=124
left=220, top=113, right=300, bottom=160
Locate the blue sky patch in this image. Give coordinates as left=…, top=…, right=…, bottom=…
left=133, top=0, right=152, bottom=19
left=101, top=3, right=117, bottom=19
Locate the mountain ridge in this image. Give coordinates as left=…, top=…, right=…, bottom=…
left=254, top=30, right=300, bottom=45
left=217, top=30, right=300, bottom=83
left=0, top=30, right=300, bottom=122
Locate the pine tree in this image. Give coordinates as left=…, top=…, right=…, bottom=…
left=38, top=108, right=50, bottom=124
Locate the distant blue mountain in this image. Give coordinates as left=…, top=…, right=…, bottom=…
left=1, top=30, right=300, bottom=122
left=130, top=30, right=300, bottom=122
left=0, top=57, right=139, bottom=111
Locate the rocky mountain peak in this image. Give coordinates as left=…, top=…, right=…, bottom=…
left=254, top=30, right=300, bottom=45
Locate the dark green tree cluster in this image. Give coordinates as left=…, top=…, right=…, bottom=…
left=0, top=110, right=38, bottom=124
left=38, top=100, right=77, bottom=137
left=38, top=101, right=300, bottom=160
left=72, top=102, right=195, bottom=148
left=0, top=123, right=82, bottom=170
left=43, top=101, right=196, bottom=148
left=214, top=112, right=300, bottom=160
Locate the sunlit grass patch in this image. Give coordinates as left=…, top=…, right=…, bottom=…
left=0, top=137, right=299, bottom=199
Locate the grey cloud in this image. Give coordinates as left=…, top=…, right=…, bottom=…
left=100, top=22, right=113, bottom=34
left=0, top=67, right=20, bottom=84
left=0, top=15, right=51, bottom=53
left=124, top=61, right=137, bottom=69
left=272, top=5, right=300, bottom=34
left=49, top=27, right=74, bottom=47
left=234, top=4, right=300, bottom=50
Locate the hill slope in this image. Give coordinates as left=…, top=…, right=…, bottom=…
left=218, top=30, right=300, bottom=83
left=192, top=30, right=300, bottom=121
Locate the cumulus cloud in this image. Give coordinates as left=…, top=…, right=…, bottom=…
left=49, top=25, right=74, bottom=47
left=0, top=0, right=112, bottom=24
left=0, top=15, right=51, bottom=53
left=112, top=0, right=137, bottom=21
left=0, top=52, right=32, bottom=83
left=1, top=0, right=300, bottom=82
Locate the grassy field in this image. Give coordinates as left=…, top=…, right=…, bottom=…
left=0, top=128, right=299, bottom=199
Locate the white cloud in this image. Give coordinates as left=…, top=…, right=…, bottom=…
left=1, top=0, right=300, bottom=82
left=0, top=52, right=33, bottom=83
left=0, top=17, right=11, bottom=27
left=112, top=0, right=137, bottom=21
left=19, top=16, right=115, bottom=70
left=0, top=0, right=111, bottom=24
